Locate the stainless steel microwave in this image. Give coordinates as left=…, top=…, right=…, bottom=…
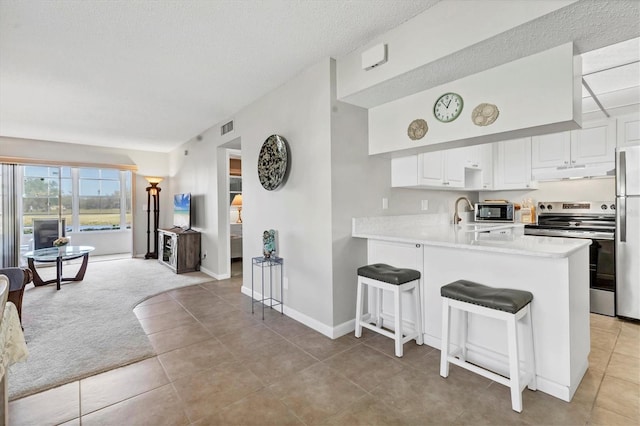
left=475, top=202, right=515, bottom=222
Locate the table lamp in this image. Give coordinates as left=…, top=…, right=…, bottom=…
left=231, top=194, right=243, bottom=224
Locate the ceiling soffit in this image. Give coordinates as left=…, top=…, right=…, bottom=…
left=340, top=0, right=640, bottom=108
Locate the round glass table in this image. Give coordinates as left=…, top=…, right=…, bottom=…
left=24, top=245, right=95, bottom=290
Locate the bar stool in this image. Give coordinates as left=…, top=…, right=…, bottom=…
left=439, top=280, right=536, bottom=413
left=354, top=263, right=423, bottom=357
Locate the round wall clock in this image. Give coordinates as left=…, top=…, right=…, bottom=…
left=407, top=119, right=428, bottom=140
left=434, top=92, right=463, bottom=123
left=471, top=103, right=500, bottom=126
left=258, top=134, right=290, bottom=191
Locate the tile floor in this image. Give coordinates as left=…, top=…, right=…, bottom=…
left=8, top=272, right=640, bottom=425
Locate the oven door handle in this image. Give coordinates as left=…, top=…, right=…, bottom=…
left=619, top=197, right=626, bottom=243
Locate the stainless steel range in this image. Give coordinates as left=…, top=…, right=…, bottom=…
left=524, top=201, right=616, bottom=316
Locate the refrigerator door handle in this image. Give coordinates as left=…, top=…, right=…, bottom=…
left=618, top=150, right=627, bottom=197
left=619, top=197, right=627, bottom=243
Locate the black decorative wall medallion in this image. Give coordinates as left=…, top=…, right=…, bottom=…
left=258, top=134, right=290, bottom=191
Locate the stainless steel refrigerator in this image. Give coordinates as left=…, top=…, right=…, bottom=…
left=616, top=145, right=640, bottom=320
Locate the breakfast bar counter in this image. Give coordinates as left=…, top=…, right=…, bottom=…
left=352, top=214, right=591, bottom=402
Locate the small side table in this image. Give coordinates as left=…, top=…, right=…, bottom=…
left=251, top=256, right=284, bottom=320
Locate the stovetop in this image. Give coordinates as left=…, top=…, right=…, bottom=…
left=525, top=201, right=616, bottom=239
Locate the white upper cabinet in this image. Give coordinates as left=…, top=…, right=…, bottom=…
left=617, top=114, right=640, bottom=147
left=571, top=119, right=616, bottom=165
left=531, top=119, right=616, bottom=180
left=478, top=143, right=494, bottom=190
left=418, top=151, right=447, bottom=186
left=494, top=138, right=537, bottom=190
left=531, top=131, right=572, bottom=168
left=391, top=146, right=481, bottom=190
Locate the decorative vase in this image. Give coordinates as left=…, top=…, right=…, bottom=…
left=263, top=229, right=276, bottom=258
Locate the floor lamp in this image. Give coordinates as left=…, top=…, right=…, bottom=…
left=144, top=177, right=163, bottom=259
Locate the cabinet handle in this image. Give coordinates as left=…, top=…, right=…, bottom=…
left=472, top=163, right=478, bottom=168
left=416, top=244, right=421, bottom=248
left=526, top=184, right=530, bottom=188
left=443, top=182, right=450, bottom=185
left=571, top=160, right=576, bottom=164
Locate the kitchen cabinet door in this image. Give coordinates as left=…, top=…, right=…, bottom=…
left=443, top=147, right=466, bottom=188
left=531, top=131, right=571, bottom=168
left=617, top=114, right=640, bottom=147
left=418, top=151, right=445, bottom=186
left=494, top=138, right=536, bottom=190
left=571, top=119, right=616, bottom=166
left=479, top=143, right=494, bottom=190
left=391, top=155, right=419, bottom=187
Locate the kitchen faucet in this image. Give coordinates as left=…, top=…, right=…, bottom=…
left=453, top=196, right=474, bottom=224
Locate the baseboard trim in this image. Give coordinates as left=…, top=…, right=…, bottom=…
left=197, top=265, right=227, bottom=280
left=240, top=286, right=353, bottom=339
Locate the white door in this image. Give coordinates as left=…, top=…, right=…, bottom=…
left=616, top=195, right=640, bottom=319
left=495, top=138, right=533, bottom=189
left=418, top=151, right=444, bottom=186
left=531, top=131, right=570, bottom=168
left=443, top=147, right=466, bottom=188
left=571, top=120, right=616, bottom=166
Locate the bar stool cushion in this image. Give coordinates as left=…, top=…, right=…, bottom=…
left=441, top=280, right=533, bottom=314
left=357, top=264, right=421, bottom=285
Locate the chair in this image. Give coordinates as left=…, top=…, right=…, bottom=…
left=354, top=263, right=423, bottom=357
left=0, top=276, right=10, bottom=424
left=440, top=280, right=536, bottom=412
left=0, top=267, right=33, bottom=324
left=0, top=274, right=29, bottom=424
left=33, top=218, right=65, bottom=250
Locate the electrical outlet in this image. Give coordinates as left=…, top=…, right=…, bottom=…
left=283, top=276, right=289, bottom=290
left=421, top=200, right=429, bottom=211
left=382, top=197, right=388, bottom=209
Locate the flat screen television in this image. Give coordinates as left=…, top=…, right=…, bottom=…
left=173, top=193, right=192, bottom=230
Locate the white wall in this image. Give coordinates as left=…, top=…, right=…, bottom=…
left=238, top=59, right=335, bottom=326
left=329, top=63, right=389, bottom=326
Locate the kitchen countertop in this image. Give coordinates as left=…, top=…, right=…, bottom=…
left=352, top=214, right=591, bottom=258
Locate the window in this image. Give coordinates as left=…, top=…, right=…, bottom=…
left=22, top=166, right=72, bottom=234
left=79, top=168, right=123, bottom=231
left=22, top=165, right=132, bottom=234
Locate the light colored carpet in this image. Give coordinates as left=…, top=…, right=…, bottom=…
left=8, top=258, right=213, bottom=400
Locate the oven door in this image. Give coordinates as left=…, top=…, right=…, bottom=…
left=590, top=238, right=616, bottom=316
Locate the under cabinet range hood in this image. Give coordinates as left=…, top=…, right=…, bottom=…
left=532, top=163, right=615, bottom=181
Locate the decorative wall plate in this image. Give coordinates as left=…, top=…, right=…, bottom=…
left=407, top=119, right=428, bottom=140
left=471, top=103, right=500, bottom=126
left=434, top=92, right=463, bottom=123
left=258, top=134, right=290, bottom=191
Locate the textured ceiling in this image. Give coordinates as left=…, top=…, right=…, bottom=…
left=0, top=0, right=438, bottom=152
left=1, top=0, right=638, bottom=154
left=342, top=0, right=640, bottom=108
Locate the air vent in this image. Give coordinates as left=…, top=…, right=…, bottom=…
left=221, top=120, right=234, bottom=135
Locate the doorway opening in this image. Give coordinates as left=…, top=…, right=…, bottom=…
left=228, top=151, right=243, bottom=277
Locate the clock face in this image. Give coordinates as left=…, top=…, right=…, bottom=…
left=434, top=92, right=463, bottom=123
